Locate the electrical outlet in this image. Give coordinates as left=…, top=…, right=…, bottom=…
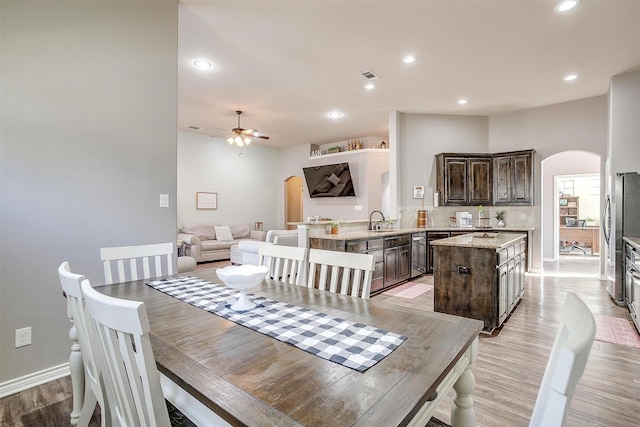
left=15, top=327, right=31, bottom=348
left=355, top=205, right=362, bottom=211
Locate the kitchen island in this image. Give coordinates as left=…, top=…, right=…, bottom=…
left=431, top=232, right=527, bottom=332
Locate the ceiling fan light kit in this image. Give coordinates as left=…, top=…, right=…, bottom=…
left=226, top=110, right=270, bottom=147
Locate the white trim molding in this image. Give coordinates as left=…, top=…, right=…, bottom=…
left=0, top=363, right=70, bottom=398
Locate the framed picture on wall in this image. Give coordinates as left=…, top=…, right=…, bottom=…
left=413, top=186, right=425, bottom=199
left=196, top=192, right=217, bottom=209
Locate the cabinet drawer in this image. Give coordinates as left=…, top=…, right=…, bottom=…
left=498, top=248, right=508, bottom=265
left=398, top=234, right=411, bottom=245
left=368, top=239, right=384, bottom=250
left=346, top=240, right=366, bottom=253
left=507, top=245, right=516, bottom=259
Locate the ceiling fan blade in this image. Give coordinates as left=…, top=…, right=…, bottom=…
left=242, top=129, right=270, bottom=139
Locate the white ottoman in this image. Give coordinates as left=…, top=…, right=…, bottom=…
left=177, top=256, right=197, bottom=273
left=230, top=244, right=242, bottom=265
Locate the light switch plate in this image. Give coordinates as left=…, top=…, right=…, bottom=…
left=160, top=194, right=169, bottom=208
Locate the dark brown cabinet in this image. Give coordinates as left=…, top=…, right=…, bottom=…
left=436, top=154, right=492, bottom=206
left=493, top=150, right=534, bottom=206
left=383, top=234, right=411, bottom=287
left=346, top=238, right=384, bottom=294
left=436, top=149, right=533, bottom=206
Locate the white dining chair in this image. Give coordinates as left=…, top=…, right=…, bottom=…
left=100, top=242, right=174, bottom=284
left=80, top=279, right=172, bottom=427
left=529, top=292, right=596, bottom=427
left=258, top=243, right=307, bottom=285
left=58, top=262, right=113, bottom=427
left=307, top=248, right=375, bottom=299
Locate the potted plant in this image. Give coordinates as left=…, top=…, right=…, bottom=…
left=329, top=221, right=339, bottom=234
left=585, top=216, right=597, bottom=227
left=495, top=210, right=507, bottom=227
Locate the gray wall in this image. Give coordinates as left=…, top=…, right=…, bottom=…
left=177, top=131, right=280, bottom=229
left=1, top=1, right=178, bottom=383
left=609, top=70, right=640, bottom=176
left=397, top=113, right=489, bottom=227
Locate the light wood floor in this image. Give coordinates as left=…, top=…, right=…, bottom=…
left=2, top=257, right=638, bottom=426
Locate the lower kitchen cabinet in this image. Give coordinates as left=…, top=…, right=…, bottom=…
left=346, top=238, right=384, bottom=294
left=384, top=234, right=411, bottom=288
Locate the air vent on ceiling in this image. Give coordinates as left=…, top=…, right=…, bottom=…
left=361, top=70, right=380, bottom=80
left=188, top=125, right=202, bottom=130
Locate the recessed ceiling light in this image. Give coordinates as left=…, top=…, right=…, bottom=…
left=327, top=111, right=343, bottom=119
left=457, top=99, right=468, bottom=105
left=193, top=59, right=213, bottom=70
left=365, top=83, right=375, bottom=90
left=555, top=0, right=579, bottom=12
left=563, top=74, right=578, bottom=81
left=402, top=55, right=416, bottom=64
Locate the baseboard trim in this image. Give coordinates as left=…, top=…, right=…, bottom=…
left=0, top=363, right=70, bottom=398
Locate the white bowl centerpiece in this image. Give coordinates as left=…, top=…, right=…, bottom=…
left=216, top=264, right=269, bottom=311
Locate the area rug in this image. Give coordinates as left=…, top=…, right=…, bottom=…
left=594, top=314, right=640, bottom=349
left=383, top=282, right=433, bottom=299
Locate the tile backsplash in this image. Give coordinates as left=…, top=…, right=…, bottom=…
left=401, top=205, right=535, bottom=229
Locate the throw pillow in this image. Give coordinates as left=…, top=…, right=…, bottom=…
left=326, top=172, right=340, bottom=186
left=214, top=225, right=233, bottom=241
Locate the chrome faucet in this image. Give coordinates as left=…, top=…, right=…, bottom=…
left=368, top=210, right=386, bottom=230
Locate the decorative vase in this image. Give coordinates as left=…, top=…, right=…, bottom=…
left=497, top=220, right=505, bottom=227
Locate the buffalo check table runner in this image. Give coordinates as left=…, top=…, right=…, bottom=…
left=147, top=276, right=406, bottom=372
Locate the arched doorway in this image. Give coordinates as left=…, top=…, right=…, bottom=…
left=541, top=150, right=602, bottom=275
left=285, top=176, right=304, bottom=230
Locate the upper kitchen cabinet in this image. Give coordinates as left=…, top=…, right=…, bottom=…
left=436, top=154, right=492, bottom=206
left=493, top=150, right=535, bottom=206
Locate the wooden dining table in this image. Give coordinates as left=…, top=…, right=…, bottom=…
left=94, top=269, right=483, bottom=426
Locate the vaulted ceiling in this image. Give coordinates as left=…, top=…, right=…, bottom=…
left=177, top=1, right=640, bottom=149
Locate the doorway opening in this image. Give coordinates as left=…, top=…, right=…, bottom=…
left=285, top=176, right=304, bottom=230
left=542, top=150, right=601, bottom=276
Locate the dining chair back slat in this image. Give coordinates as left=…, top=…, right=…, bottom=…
left=529, top=291, right=596, bottom=427
left=101, top=242, right=174, bottom=284
left=258, top=243, right=307, bottom=285
left=307, top=248, right=375, bottom=299
left=81, top=280, right=171, bottom=427
left=58, top=262, right=112, bottom=427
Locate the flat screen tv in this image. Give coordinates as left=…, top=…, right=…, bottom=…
left=303, top=162, right=356, bottom=198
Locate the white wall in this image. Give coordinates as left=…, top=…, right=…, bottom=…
left=177, top=131, right=280, bottom=230
left=0, top=1, right=178, bottom=383
left=278, top=146, right=389, bottom=222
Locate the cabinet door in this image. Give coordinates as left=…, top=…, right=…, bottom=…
left=443, top=157, right=468, bottom=205
left=427, top=232, right=450, bottom=273
left=468, top=157, right=492, bottom=205
left=498, top=264, right=508, bottom=324
left=384, top=247, right=398, bottom=286
left=398, top=244, right=412, bottom=281
left=511, top=154, right=532, bottom=204
left=493, top=156, right=512, bottom=204
left=507, top=259, right=516, bottom=312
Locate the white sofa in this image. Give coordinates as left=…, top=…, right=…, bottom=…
left=232, top=229, right=299, bottom=265
left=178, top=223, right=266, bottom=263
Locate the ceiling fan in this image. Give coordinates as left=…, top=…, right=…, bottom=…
left=225, top=110, right=270, bottom=146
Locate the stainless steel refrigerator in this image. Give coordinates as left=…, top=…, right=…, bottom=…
left=603, top=172, right=640, bottom=305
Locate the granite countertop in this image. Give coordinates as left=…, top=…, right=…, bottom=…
left=623, top=236, right=640, bottom=250
left=311, top=228, right=532, bottom=241
left=429, top=232, right=527, bottom=249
